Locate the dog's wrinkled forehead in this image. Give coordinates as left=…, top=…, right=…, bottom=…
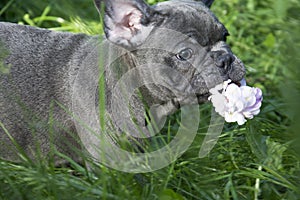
left=154, top=0, right=228, bottom=46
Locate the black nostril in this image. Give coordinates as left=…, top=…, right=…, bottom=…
left=216, top=54, right=233, bottom=70
left=210, top=51, right=234, bottom=70
left=210, top=51, right=222, bottom=60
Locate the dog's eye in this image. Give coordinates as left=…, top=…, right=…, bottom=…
left=176, top=48, right=193, bottom=61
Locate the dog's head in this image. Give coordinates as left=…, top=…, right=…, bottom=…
left=95, top=0, right=246, bottom=105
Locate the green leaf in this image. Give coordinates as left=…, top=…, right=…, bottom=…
left=263, top=33, right=276, bottom=48
left=264, top=138, right=287, bottom=170
left=273, top=0, right=289, bottom=19
left=158, top=189, right=185, bottom=200
left=246, top=122, right=268, bottom=161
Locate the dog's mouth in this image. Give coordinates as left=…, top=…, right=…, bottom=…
left=234, top=78, right=246, bottom=87
left=195, top=77, right=245, bottom=104
left=232, top=80, right=242, bottom=87
left=166, top=77, right=245, bottom=107
left=196, top=93, right=210, bottom=104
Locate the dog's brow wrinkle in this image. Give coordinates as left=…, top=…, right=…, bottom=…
left=186, top=31, right=197, bottom=37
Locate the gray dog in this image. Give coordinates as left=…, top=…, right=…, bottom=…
left=0, top=0, right=245, bottom=164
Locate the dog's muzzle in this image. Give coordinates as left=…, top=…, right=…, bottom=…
left=210, top=41, right=246, bottom=83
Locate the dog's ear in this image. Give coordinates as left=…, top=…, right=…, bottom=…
left=94, top=0, right=160, bottom=49
left=198, top=0, right=214, bottom=8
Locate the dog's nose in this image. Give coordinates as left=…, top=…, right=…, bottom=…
left=210, top=51, right=234, bottom=70
left=215, top=54, right=234, bottom=70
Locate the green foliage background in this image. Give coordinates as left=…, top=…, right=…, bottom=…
left=0, top=0, right=299, bottom=199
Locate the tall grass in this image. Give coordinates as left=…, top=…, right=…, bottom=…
left=0, top=0, right=299, bottom=199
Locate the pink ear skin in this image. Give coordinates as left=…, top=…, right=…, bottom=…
left=106, top=2, right=143, bottom=41
left=95, top=0, right=160, bottom=49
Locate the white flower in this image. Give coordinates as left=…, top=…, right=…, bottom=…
left=208, top=79, right=263, bottom=125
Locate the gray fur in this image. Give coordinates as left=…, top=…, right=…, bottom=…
left=0, top=0, right=245, bottom=163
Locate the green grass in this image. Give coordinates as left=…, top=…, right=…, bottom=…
left=0, top=0, right=300, bottom=199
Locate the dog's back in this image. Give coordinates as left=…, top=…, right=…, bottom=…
left=0, top=22, right=92, bottom=161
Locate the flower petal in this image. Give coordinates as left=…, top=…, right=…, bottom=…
left=237, top=114, right=247, bottom=125
left=224, top=111, right=246, bottom=125
left=224, top=84, right=242, bottom=102
left=241, top=86, right=256, bottom=107
left=209, top=93, right=226, bottom=117
left=209, top=79, right=263, bottom=126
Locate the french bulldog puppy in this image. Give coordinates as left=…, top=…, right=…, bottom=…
left=0, top=0, right=245, bottom=163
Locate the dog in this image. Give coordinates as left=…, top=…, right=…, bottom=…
left=0, top=0, right=245, bottom=164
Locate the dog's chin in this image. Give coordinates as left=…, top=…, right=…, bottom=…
left=174, top=92, right=210, bottom=107
left=197, top=93, right=210, bottom=104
